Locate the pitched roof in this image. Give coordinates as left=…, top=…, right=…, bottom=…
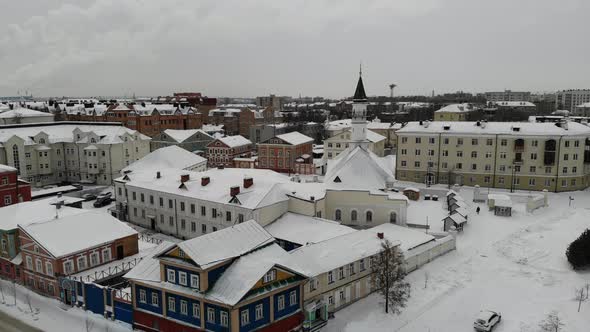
left=177, top=220, right=275, bottom=269
left=216, top=135, right=252, bottom=148
left=0, top=108, right=54, bottom=118
left=20, top=210, right=137, bottom=258
left=325, top=146, right=396, bottom=191
left=353, top=76, right=368, bottom=101
left=435, top=103, right=475, bottom=113
left=0, top=198, right=87, bottom=230
left=265, top=213, right=356, bottom=246
left=122, top=146, right=206, bottom=174
left=274, top=132, right=313, bottom=146
left=397, top=121, right=590, bottom=136
left=162, top=129, right=212, bottom=143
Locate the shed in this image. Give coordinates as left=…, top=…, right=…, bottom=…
left=403, top=187, right=420, bottom=201
left=443, top=214, right=467, bottom=232
left=488, top=194, right=512, bottom=216
left=450, top=207, right=469, bottom=220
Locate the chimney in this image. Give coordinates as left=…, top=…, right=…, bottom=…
left=243, top=177, right=253, bottom=188
left=230, top=185, right=240, bottom=196
left=201, top=176, right=210, bottom=186
left=156, top=171, right=161, bottom=179
left=377, top=232, right=384, bottom=239
left=180, top=174, right=190, bottom=183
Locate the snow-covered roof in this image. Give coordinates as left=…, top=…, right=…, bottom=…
left=0, top=108, right=54, bottom=118
left=397, top=121, right=590, bottom=136
left=265, top=213, right=356, bottom=246
left=123, top=242, right=175, bottom=282
left=20, top=210, right=137, bottom=258
left=289, top=223, right=435, bottom=276
left=494, top=101, right=536, bottom=107
left=445, top=213, right=467, bottom=225
left=161, top=129, right=212, bottom=143
left=577, top=102, right=590, bottom=108
left=122, top=146, right=206, bottom=174
left=178, top=220, right=274, bottom=269
left=216, top=135, right=252, bottom=148
left=274, top=132, right=313, bottom=145
left=201, top=124, right=224, bottom=132
left=451, top=207, right=469, bottom=217
left=0, top=198, right=87, bottom=230
left=488, top=194, right=512, bottom=207
left=0, top=123, right=149, bottom=145
left=325, top=146, right=403, bottom=194
left=206, top=243, right=302, bottom=305
left=0, top=164, right=17, bottom=172
left=435, top=103, right=475, bottom=113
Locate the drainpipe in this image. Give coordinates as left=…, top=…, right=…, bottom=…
left=492, top=134, right=498, bottom=189
left=436, top=133, right=442, bottom=184
left=554, top=136, right=563, bottom=193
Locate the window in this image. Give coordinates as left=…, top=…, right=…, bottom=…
left=36, top=258, right=43, bottom=273
left=241, top=310, right=250, bottom=326
left=169, top=216, right=174, bottom=226
left=328, top=296, right=334, bottom=305
left=532, top=140, right=538, bottom=147
left=201, top=206, right=206, bottom=216
left=351, top=210, right=357, bottom=221
left=181, top=219, right=186, bottom=230
left=255, top=304, right=264, bottom=320
left=335, top=209, right=341, bottom=221
left=401, top=161, right=407, bottom=167
left=12, top=146, right=20, bottom=172
left=277, top=295, right=286, bottom=310
left=152, top=293, right=159, bottom=306
left=339, top=290, right=345, bottom=302
left=180, top=202, right=185, bottom=211
left=238, top=214, right=244, bottom=223
left=289, top=290, right=297, bottom=305
left=212, top=208, right=217, bottom=218
left=564, top=154, right=569, bottom=161
left=484, top=176, right=491, bottom=183
left=562, top=179, right=567, bottom=187
left=485, top=164, right=491, bottom=171
left=573, top=154, right=579, bottom=160
left=349, top=262, right=356, bottom=275
left=140, top=193, right=145, bottom=203
left=529, top=178, right=536, bottom=186
left=207, top=308, right=215, bottom=323
left=179, top=271, right=187, bottom=286
left=132, top=192, right=136, bottom=201
left=168, top=199, right=173, bottom=209
left=192, top=303, right=200, bottom=318
left=442, top=150, right=448, bottom=157
left=415, top=149, right=421, bottom=156
left=573, top=166, right=577, bottom=173
left=180, top=300, right=188, bottom=315
left=501, top=139, right=507, bottom=146
left=4, top=196, right=11, bottom=205
left=202, top=224, right=207, bottom=233
left=77, top=256, right=87, bottom=271
left=472, top=139, right=478, bottom=145
left=530, top=153, right=537, bottom=160
left=102, top=248, right=111, bottom=262
left=563, top=167, right=568, bottom=174
left=429, top=137, right=435, bottom=144
left=486, top=139, right=493, bottom=146
left=415, top=137, right=421, bottom=144
left=168, top=297, right=176, bottom=312
left=414, top=161, right=421, bottom=168
left=226, top=211, right=231, bottom=222
left=565, top=140, right=570, bottom=147
left=441, top=162, right=448, bottom=169
left=401, top=137, right=408, bottom=143
left=328, top=271, right=335, bottom=284
left=25, top=256, right=33, bottom=269
left=457, top=138, right=463, bottom=145
left=366, top=211, right=372, bottom=222
left=338, top=266, right=345, bottom=279
left=191, top=222, right=196, bottom=232
left=514, top=165, right=520, bottom=172
left=159, top=197, right=163, bottom=207
left=574, top=140, right=580, bottom=147
left=428, top=149, right=435, bottom=156
left=498, top=177, right=505, bottom=184
left=457, top=151, right=463, bottom=157
left=401, top=149, right=407, bottom=155
left=190, top=204, right=195, bottom=214
left=263, top=269, right=276, bottom=283
left=220, top=311, right=229, bottom=327
left=139, top=290, right=147, bottom=303
left=471, top=151, right=477, bottom=158
left=167, top=269, right=176, bottom=283
left=545, top=179, right=551, bottom=186
left=191, top=274, right=200, bottom=289
left=360, top=259, right=366, bottom=271
left=471, top=164, right=477, bottom=170
left=572, top=179, right=577, bottom=186
left=63, top=261, right=74, bottom=274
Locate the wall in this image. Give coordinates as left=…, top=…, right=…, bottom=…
left=325, top=190, right=407, bottom=227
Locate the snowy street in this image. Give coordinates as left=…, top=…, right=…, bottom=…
left=327, top=189, right=590, bottom=331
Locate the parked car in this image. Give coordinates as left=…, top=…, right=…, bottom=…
left=474, top=310, right=501, bottom=331
left=93, top=192, right=113, bottom=208
left=82, top=194, right=97, bottom=201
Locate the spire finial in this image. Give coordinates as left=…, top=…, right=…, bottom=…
left=359, top=62, right=362, bottom=77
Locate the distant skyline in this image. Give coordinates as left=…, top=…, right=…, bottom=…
left=0, top=0, right=589, bottom=98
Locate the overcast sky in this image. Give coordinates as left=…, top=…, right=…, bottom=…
left=0, top=0, right=588, bottom=99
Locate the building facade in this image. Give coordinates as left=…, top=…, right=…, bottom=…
left=0, top=164, right=31, bottom=207
left=0, top=122, right=151, bottom=187
left=150, top=129, right=214, bottom=153
left=485, top=90, right=531, bottom=102
left=556, top=89, right=590, bottom=112
left=396, top=121, right=590, bottom=192
left=257, top=132, right=313, bottom=174
left=206, top=136, right=253, bottom=168
left=323, top=129, right=385, bottom=160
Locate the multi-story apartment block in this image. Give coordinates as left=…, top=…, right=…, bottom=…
left=485, top=90, right=531, bottom=102
left=206, top=135, right=253, bottom=168
left=207, top=106, right=275, bottom=138
left=0, top=164, right=31, bottom=207
left=556, top=89, right=590, bottom=112
left=323, top=129, right=385, bottom=160
left=396, top=120, right=590, bottom=192
left=574, top=102, right=590, bottom=117
left=256, top=94, right=286, bottom=111
left=18, top=206, right=138, bottom=299
left=257, top=132, right=314, bottom=174
left=0, top=122, right=151, bottom=187
left=65, top=103, right=202, bottom=137
left=150, top=129, right=214, bottom=153
left=125, top=220, right=307, bottom=332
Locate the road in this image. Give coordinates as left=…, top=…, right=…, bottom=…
left=0, top=309, right=42, bottom=332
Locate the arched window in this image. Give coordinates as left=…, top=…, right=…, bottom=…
left=39, top=138, right=45, bottom=144
left=390, top=212, right=397, bottom=224
left=366, top=211, right=373, bottom=223
left=335, top=209, right=342, bottom=221
left=12, top=145, right=20, bottom=174
left=351, top=210, right=357, bottom=222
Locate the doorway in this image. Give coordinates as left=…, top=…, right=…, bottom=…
left=150, top=217, right=156, bottom=230
left=116, top=245, right=124, bottom=260
left=425, top=173, right=435, bottom=186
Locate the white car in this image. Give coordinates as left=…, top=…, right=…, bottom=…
left=473, top=310, right=501, bottom=331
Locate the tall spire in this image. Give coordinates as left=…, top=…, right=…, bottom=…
left=353, top=67, right=367, bottom=101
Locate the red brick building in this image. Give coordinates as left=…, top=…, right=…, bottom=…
left=206, top=135, right=253, bottom=168
left=66, top=103, right=203, bottom=137
left=257, top=132, right=314, bottom=174
left=0, top=164, right=31, bottom=207
left=18, top=210, right=138, bottom=298
left=207, top=106, right=275, bottom=138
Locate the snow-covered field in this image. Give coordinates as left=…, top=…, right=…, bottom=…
left=327, top=188, right=590, bottom=331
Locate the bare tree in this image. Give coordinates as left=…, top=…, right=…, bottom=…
left=574, top=287, right=588, bottom=312
left=539, top=311, right=565, bottom=332
left=370, top=239, right=411, bottom=314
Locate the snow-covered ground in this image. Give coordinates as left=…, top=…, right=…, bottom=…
left=327, top=188, right=590, bottom=331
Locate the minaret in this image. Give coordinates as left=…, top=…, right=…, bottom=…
left=351, top=66, right=369, bottom=147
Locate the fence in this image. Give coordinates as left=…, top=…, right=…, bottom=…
left=72, top=258, right=143, bottom=283
left=139, top=233, right=163, bottom=245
